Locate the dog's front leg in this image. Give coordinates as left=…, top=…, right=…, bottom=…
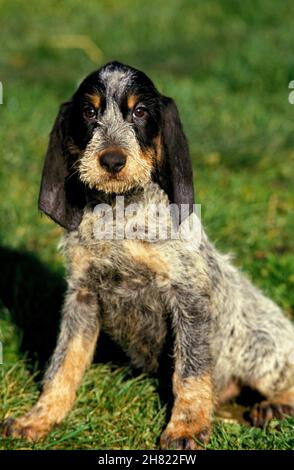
left=160, top=289, right=213, bottom=450
left=2, top=285, right=100, bottom=442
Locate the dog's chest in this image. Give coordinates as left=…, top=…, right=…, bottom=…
left=63, top=182, right=180, bottom=371
left=90, top=238, right=169, bottom=372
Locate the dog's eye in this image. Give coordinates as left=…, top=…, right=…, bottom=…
left=133, top=106, right=148, bottom=120
left=83, top=106, right=96, bottom=120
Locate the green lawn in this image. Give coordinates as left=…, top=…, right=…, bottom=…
left=0, top=0, right=294, bottom=450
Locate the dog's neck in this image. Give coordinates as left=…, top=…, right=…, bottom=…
left=85, top=181, right=165, bottom=208
left=78, top=181, right=176, bottom=245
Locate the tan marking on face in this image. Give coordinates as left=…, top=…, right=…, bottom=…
left=79, top=93, right=156, bottom=193
left=85, top=93, right=101, bottom=109
left=139, top=148, right=155, bottom=167
left=127, top=94, right=139, bottom=109
left=154, top=134, right=163, bottom=163
left=125, top=240, right=168, bottom=275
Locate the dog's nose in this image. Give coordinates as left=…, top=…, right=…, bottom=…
left=100, top=151, right=126, bottom=174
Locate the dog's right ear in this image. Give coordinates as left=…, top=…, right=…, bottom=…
left=38, top=102, right=86, bottom=231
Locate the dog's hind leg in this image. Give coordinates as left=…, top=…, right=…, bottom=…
left=216, top=379, right=241, bottom=405
left=249, top=385, right=294, bottom=427
left=1, top=285, right=100, bottom=442
left=240, top=329, right=294, bottom=427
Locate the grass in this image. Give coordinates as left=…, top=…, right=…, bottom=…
left=0, top=0, right=294, bottom=450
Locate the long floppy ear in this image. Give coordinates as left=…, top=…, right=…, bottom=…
left=38, top=102, right=86, bottom=231
left=158, top=96, right=195, bottom=222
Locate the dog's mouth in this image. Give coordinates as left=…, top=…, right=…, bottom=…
left=104, top=171, right=124, bottom=179
left=101, top=170, right=126, bottom=183
left=92, top=174, right=140, bottom=194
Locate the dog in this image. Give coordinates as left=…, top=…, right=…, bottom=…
left=2, top=61, right=294, bottom=450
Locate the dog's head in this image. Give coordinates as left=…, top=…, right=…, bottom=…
left=39, top=61, right=194, bottom=230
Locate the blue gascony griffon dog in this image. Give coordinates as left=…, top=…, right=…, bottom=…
left=2, top=61, right=294, bottom=450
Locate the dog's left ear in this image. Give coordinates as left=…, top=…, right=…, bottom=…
left=158, top=96, right=195, bottom=222
left=38, top=102, right=86, bottom=231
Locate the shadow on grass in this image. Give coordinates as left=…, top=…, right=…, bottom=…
left=0, top=246, right=129, bottom=375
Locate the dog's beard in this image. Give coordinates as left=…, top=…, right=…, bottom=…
left=79, top=155, right=153, bottom=194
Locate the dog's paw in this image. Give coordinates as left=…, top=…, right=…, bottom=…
left=1, top=416, right=51, bottom=442
left=249, top=402, right=294, bottom=427
left=160, top=426, right=210, bottom=450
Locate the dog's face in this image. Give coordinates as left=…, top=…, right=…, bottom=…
left=70, top=62, right=162, bottom=194
left=39, top=61, right=194, bottom=230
